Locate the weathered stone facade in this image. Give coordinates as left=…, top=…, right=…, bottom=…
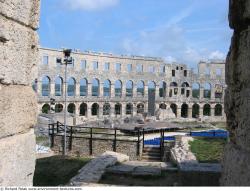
left=221, top=0, right=250, bottom=186
left=0, top=0, right=40, bottom=186
left=36, top=47, right=226, bottom=123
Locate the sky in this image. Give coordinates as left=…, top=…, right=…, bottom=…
left=39, top=0, right=232, bottom=68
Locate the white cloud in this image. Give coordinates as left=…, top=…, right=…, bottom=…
left=64, top=0, right=119, bottom=11
left=208, top=50, right=226, bottom=60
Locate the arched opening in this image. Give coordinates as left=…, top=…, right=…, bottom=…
left=170, top=104, right=177, bottom=117
left=159, top=81, right=167, bottom=98
left=159, top=103, right=167, bottom=109
left=80, top=78, right=88, bottom=96
left=192, top=104, right=200, bottom=118
left=103, top=103, right=111, bottom=116
left=181, top=103, right=188, bottom=118
left=91, top=103, right=99, bottom=116
left=137, top=81, right=144, bottom=97
left=67, top=77, right=76, bottom=96
left=55, top=76, right=63, bottom=96
left=203, top=104, right=211, bottom=116
left=79, top=103, right=87, bottom=116
left=126, top=80, right=133, bottom=97
left=204, top=83, right=211, bottom=98
left=103, top=80, right=111, bottom=97
left=126, top=103, right=133, bottom=115
left=67, top=103, right=76, bottom=114
left=192, top=83, right=200, bottom=98
left=55, top=104, right=63, bottom=113
left=215, top=104, right=223, bottom=116
left=92, top=79, right=100, bottom=96
left=42, top=104, right=50, bottom=114
left=115, top=103, right=122, bottom=115
left=115, top=80, right=122, bottom=97
left=42, top=76, right=50, bottom=96
left=181, top=82, right=190, bottom=97
left=169, top=82, right=178, bottom=97
left=137, top=103, right=144, bottom=114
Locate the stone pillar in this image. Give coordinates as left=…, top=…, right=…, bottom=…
left=100, top=83, right=104, bottom=97
left=99, top=105, right=103, bottom=118
left=155, top=85, right=160, bottom=99
left=177, top=107, right=181, bottom=118
left=87, top=83, right=92, bottom=97
left=221, top=0, right=250, bottom=185
left=199, top=87, right=204, bottom=99
left=0, top=0, right=40, bottom=186
left=199, top=105, right=203, bottom=119
left=144, top=85, right=149, bottom=98
left=87, top=107, right=92, bottom=118
left=188, top=108, right=192, bottom=118
left=133, top=86, right=137, bottom=98
left=111, top=83, right=115, bottom=97
left=50, top=82, right=55, bottom=97
left=76, top=83, right=80, bottom=97
left=122, top=104, right=126, bottom=116
left=133, top=104, right=137, bottom=116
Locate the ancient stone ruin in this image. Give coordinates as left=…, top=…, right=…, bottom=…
left=0, top=0, right=40, bottom=186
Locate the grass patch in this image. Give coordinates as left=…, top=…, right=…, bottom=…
left=189, top=138, right=227, bottom=163
left=33, top=155, right=90, bottom=186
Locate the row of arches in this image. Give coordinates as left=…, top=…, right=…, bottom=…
left=42, top=102, right=223, bottom=118
left=42, top=102, right=146, bottom=116
left=39, top=76, right=222, bottom=99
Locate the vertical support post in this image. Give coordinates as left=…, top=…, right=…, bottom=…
left=51, top=124, right=54, bottom=147
left=90, top=128, right=93, bottom=155
left=114, top=129, right=117, bottom=152
left=56, top=121, right=59, bottom=133
left=137, top=130, right=140, bottom=156
left=142, top=129, right=145, bottom=149
left=69, top=126, right=73, bottom=151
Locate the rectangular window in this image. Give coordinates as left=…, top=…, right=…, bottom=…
left=172, top=70, right=175, bottom=77
left=216, top=68, right=222, bottom=76
left=149, top=66, right=155, bottom=73
left=104, top=62, right=110, bottom=71
left=127, top=64, right=132, bottom=72
left=68, top=58, right=74, bottom=68
left=43, top=55, right=49, bottom=65
left=205, top=67, right=210, bottom=75
left=81, top=60, right=87, bottom=70
left=56, top=57, right=62, bottom=67
left=136, top=64, right=143, bottom=73
left=160, top=65, right=165, bottom=73
left=184, top=70, right=187, bottom=77
left=116, top=63, right=121, bottom=72
left=93, top=61, right=98, bottom=70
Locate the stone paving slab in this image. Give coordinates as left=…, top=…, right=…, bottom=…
left=132, top=166, right=162, bottom=176
left=69, top=151, right=129, bottom=186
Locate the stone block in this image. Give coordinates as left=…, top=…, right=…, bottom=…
left=0, top=85, right=37, bottom=138
left=0, top=0, right=40, bottom=29
left=0, top=129, right=36, bottom=186
left=0, top=15, right=39, bottom=85
left=221, top=143, right=250, bottom=186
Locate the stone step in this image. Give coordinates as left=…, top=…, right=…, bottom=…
left=142, top=152, right=161, bottom=157
left=141, top=155, right=161, bottom=162
left=143, top=147, right=160, bottom=152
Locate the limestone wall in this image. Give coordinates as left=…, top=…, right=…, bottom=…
left=0, top=0, right=40, bottom=186
left=53, top=135, right=142, bottom=161
left=221, top=0, right=250, bottom=186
